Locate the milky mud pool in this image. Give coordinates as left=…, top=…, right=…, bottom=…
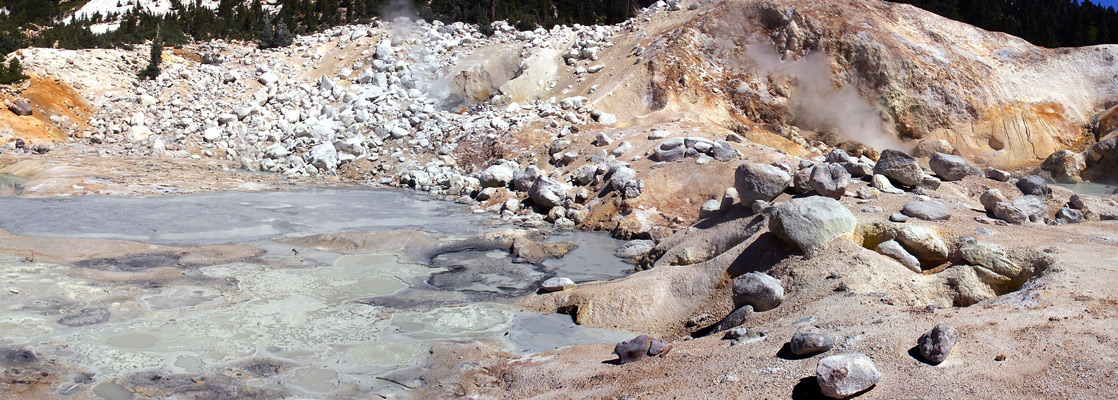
left=0, top=188, right=634, bottom=398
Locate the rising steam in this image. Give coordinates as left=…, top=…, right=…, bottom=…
left=744, top=43, right=903, bottom=151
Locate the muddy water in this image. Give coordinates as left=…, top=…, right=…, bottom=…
left=1054, top=182, right=1118, bottom=197
left=0, top=188, right=633, bottom=398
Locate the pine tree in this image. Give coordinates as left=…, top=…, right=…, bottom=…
left=139, top=38, right=163, bottom=80
left=0, top=57, right=28, bottom=85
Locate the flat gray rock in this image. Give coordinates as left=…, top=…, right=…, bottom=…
left=901, top=200, right=950, bottom=221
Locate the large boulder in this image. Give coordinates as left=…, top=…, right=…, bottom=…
left=1015, top=175, right=1051, bottom=196
left=308, top=142, right=338, bottom=171
left=873, top=149, right=925, bottom=187
left=1040, top=149, right=1086, bottom=183
left=8, top=100, right=32, bottom=116
left=528, top=177, right=567, bottom=211
left=479, top=164, right=514, bottom=188
left=929, top=152, right=982, bottom=181
left=816, top=353, right=882, bottom=399
left=734, top=162, right=791, bottom=206
left=512, top=166, right=544, bottom=191
left=894, top=224, right=950, bottom=266
left=979, top=189, right=1007, bottom=214
left=768, top=196, right=857, bottom=255
left=808, top=163, right=851, bottom=199
left=654, top=138, right=686, bottom=162
left=1012, top=195, right=1048, bottom=222
left=731, top=272, right=783, bottom=312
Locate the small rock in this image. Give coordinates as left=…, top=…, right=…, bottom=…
left=540, top=277, right=576, bottom=292
left=876, top=240, right=921, bottom=272
left=732, top=272, right=783, bottom=312
left=790, top=325, right=835, bottom=356
left=872, top=174, right=904, bottom=194
left=985, top=168, right=1012, bottom=182
left=816, top=353, right=882, bottom=399
left=1068, top=194, right=1086, bottom=210
left=613, top=335, right=671, bottom=364
left=890, top=212, right=909, bottom=222
left=917, top=323, right=959, bottom=364
left=700, top=199, right=721, bottom=218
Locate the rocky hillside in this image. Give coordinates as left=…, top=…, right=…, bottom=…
left=1, top=0, right=1116, bottom=227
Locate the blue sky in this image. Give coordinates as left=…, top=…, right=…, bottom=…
left=1089, top=0, right=1118, bottom=9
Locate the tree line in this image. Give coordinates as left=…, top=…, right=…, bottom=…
left=0, top=0, right=656, bottom=56
left=889, top=0, right=1118, bottom=48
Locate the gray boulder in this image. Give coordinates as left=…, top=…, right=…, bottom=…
left=528, top=177, right=567, bottom=211
left=572, top=164, right=599, bottom=186
left=1015, top=175, right=1051, bottom=196
left=1012, top=195, right=1048, bottom=222
left=479, top=164, right=514, bottom=188
left=918, top=323, right=959, bottom=364
left=809, top=163, right=852, bottom=199
left=711, top=140, right=740, bottom=161
left=816, top=353, right=882, bottom=399
left=768, top=196, right=857, bottom=255
left=792, top=167, right=814, bottom=194
left=732, top=272, right=783, bottom=312
left=308, top=142, right=338, bottom=171
left=979, top=189, right=1007, bottom=214
left=929, top=152, right=982, bottom=181
left=873, top=149, right=925, bottom=186
left=790, top=325, right=835, bottom=356
left=654, top=138, right=686, bottom=162
left=993, top=202, right=1028, bottom=224
left=825, top=149, right=852, bottom=164
left=8, top=100, right=32, bottom=116
left=512, top=166, right=544, bottom=191
left=1068, top=194, right=1086, bottom=210
left=1040, top=149, right=1086, bottom=183
left=613, top=335, right=671, bottom=364
left=1056, top=206, right=1083, bottom=224
left=901, top=200, right=951, bottom=221
left=734, top=162, right=791, bottom=206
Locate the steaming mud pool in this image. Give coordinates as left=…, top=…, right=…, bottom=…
left=0, top=188, right=634, bottom=398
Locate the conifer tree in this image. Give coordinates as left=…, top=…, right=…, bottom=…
left=139, top=37, right=162, bottom=80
